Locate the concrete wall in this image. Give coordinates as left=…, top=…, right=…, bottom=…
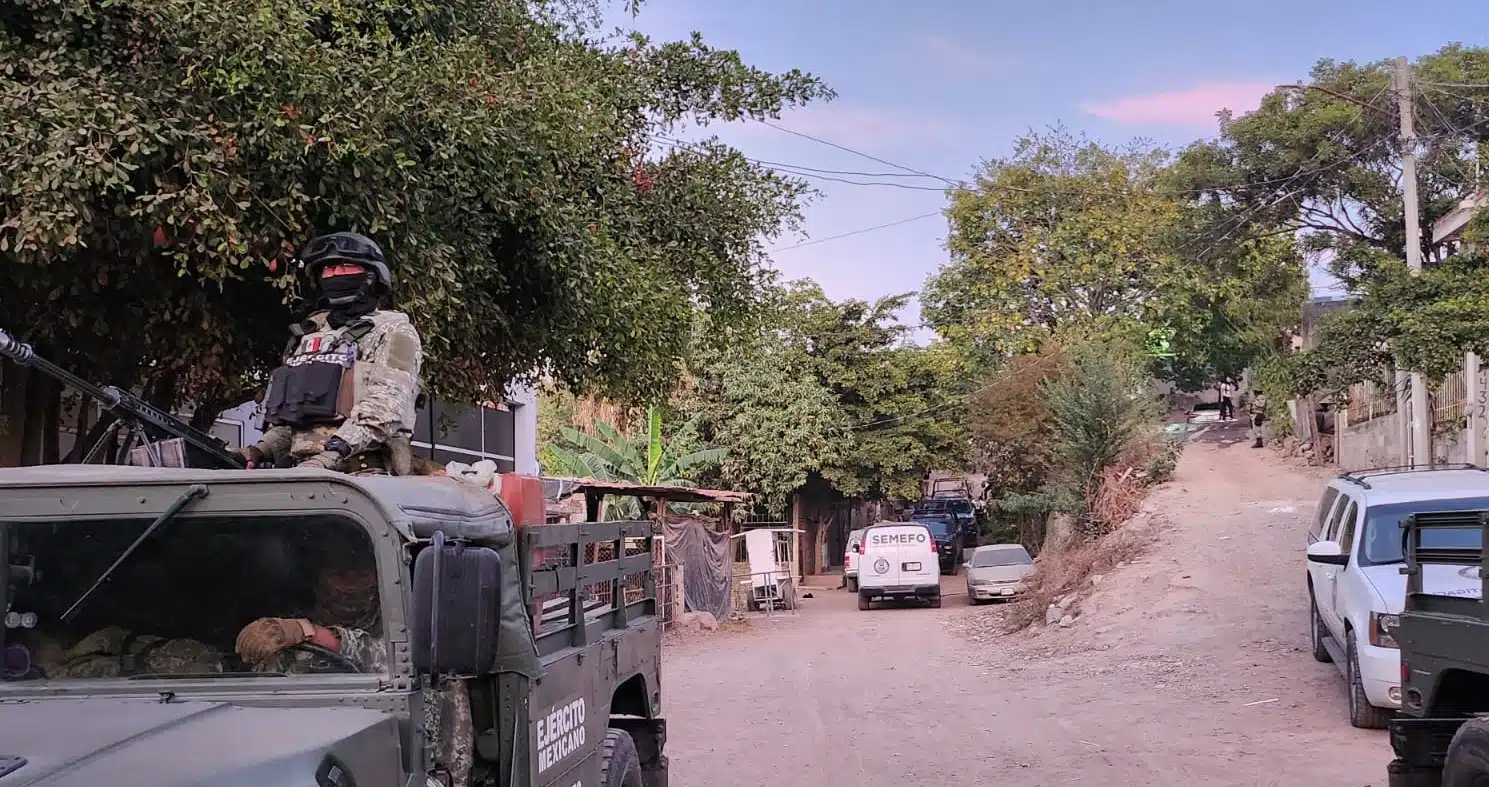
left=1338, top=416, right=1474, bottom=471
left=1336, top=414, right=1402, bottom=472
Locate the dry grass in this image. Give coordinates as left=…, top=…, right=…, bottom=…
left=997, top=511, right=1158, bottom=634
left=1090, top=465, right=1145, bottom=535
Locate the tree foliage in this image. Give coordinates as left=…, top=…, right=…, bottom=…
left=922, top=128, right=1306, bottom=387
left=1171, top=44, right=1489, bottom=390
left=681, top=280, right=966, bottom=507
left=0, top=0, right=833, bottom=434
left=1042, top=342, right=1155, bottom=534
left=685, top=346, right=849, bottom=511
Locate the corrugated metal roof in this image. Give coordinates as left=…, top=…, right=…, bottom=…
left=573, top=480, right=751, bottom=504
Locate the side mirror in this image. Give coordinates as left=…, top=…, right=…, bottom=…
left=961, top=562, right=971, bottom=569
left=412, top=533, right=502, bottom=675
left=1306, top=540, right=1349, bottom=566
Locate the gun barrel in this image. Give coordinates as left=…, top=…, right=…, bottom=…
left=0, top=329, right=35, bottom=365
left=0, top=327, right=245, bottom=469
left=0, top=329, right=110, bottom=403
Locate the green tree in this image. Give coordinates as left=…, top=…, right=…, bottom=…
left=1170, top=45, right=1489, bottom=388
left=683, top=280, right=966, bottom=504
left=684, top=347, right=849, bottom=512
left=0, top=0, right=832, bottom=462
left=922, top=128, right=1305, bottom=387
left=1041, top=341, right=1154, bottom=536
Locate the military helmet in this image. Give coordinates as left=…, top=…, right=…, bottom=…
left=299, top=232, right=392, bottom=292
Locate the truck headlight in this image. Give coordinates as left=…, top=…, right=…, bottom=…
left=1370, top=612, right=1399, bottom=649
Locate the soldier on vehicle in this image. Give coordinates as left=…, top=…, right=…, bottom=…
left=234, top=530, right=385, bottom=674
left=238, top=232, right=423, bottom=474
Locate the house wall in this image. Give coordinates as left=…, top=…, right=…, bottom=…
left=213, top=382, right=538, bottom=473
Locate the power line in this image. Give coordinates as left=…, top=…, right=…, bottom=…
left=1415, top=80, right=1489, bottom=90
left=752, top=119, right=964, bottom=187
left=768, top=212, right=943, bottom=252
left=655, top=137, right=949, bottom=192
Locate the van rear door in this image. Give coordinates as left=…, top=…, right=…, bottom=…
left=866, top=524, right=934, bottom=585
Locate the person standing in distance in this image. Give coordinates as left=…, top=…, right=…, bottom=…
left=240, top=232, right=423, bottom=474
left=1217, top=377, right=1236, bottom=421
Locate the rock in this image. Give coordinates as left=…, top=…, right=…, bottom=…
left=1058, top=614, right=1075, bottom=627
left=675, top=611, right=720, bottom=631
left=1091, top=574, right=1104, bottom=586
left=1046, top=604, right=1065, bottom=625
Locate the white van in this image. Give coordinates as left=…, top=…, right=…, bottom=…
left=843, top=527, right=867, bottom=592
left=857, top=521, right=942, bottom=610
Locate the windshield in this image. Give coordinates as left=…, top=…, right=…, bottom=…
left=2, top=514, right=384, bottom=682
left=1360, top=498, right=1489, bottom=565
left=972, top=548, right=1032, bottom=568
left=914, top=518, right=952, bottom=536
left=914, top=500, right=973, bottom=517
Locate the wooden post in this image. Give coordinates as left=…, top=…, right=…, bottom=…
left=790, top=494, right=803, bottom=578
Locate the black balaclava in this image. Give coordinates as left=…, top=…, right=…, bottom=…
left=319, top=267, right=378, bottom=328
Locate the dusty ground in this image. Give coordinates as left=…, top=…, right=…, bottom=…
left=661, top=422, right=1393, bottom=786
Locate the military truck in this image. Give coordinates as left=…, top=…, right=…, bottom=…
left=0, top=465, right=668, bottom=787
left=1386, top=508, right=1489, bottom=787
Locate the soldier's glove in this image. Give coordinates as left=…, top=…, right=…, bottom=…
left=298, top=451, right=342, bottom=471
left=235, top=617, right=314, bottom=664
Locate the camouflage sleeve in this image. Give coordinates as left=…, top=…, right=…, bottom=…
left=255, top=425, right=294, bottom=461
left=331, top=626, right=389, bottom=673
left=332, top=317, right=423, bottom=455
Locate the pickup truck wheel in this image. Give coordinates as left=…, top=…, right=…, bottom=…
left=1309, top=591, right=1332, bottom=663
left=1443, top=718, right=1489, bottom=787
left=1346, top=634, right=1393, bottom=729
left=930, top=596, right=942, bottom=609
left=858, top=593, right=871, bottom=611
left=601, top=729, right=644, bottom=787
left=846, top=577, right=858, bottom=592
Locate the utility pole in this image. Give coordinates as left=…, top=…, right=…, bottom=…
left=1395, top=56, right=1433, bottom=467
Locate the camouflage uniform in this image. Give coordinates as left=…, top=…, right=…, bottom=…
left=45, top=626, right=221, bottom=679
left=425, top=678, right=475, bottom=787
left=250, top=578, right=387, bottom=675
left=252, top=309, right=423, bottom=469
left=1249, top=391, right=1269, bottom=448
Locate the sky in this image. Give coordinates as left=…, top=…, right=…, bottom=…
left=608, top=0, right=1489, bottom=337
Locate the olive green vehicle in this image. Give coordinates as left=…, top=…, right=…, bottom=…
left=0, top=465, right=668, bottom=787
left=1387, top=508, right=1489, bottom=787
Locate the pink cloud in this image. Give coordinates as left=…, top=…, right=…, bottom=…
left=1081, top=81, right=1276, bottom=128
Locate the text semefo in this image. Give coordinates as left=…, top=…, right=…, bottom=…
left=869, top=531, right=928, bottom=546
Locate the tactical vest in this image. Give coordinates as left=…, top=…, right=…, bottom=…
left=262, top=318, right=377, bottom=430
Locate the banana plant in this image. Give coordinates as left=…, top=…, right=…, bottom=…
left=543, top=406, right=726, bottom=518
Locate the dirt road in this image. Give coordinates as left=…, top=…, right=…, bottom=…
left=661, top=423, right=1393, bottom=786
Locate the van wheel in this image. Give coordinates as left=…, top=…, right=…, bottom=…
left=846, top=577, right=858, bottom=592
left=858, top=594, right=871, bottom=611
left=600, top=729, right=643, bottom=787
left=1443, top=717, right=1489, bottom=786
